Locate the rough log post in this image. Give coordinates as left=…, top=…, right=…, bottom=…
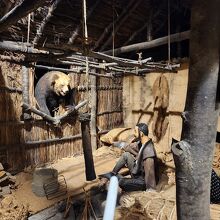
left=22, top=66, right=31, bottom=120
left=90, top=70, right=97, bottom=150
left=80, top=116, right=96, bottom=181
left=172, top=1, right=220, bottom=219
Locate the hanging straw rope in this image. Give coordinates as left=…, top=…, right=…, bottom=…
left=112, top=0, right=115, bottom=57
left=82, top=0, right=90, bottom=107
left=166, top=0, right=174, bottom=151
left=168, top=0, right=171, bottom=64
left=27, top=13, right=31, bottom=43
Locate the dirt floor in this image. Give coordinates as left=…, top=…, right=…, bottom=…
left=2, top=145, right=220, bottom=220
left=12, top=146, right=121, bottom=214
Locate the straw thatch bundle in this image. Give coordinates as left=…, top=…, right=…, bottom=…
left=115, top=190, right=220, bottom=220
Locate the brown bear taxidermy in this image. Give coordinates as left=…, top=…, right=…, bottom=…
left=35, top=71, right=75, bottom=116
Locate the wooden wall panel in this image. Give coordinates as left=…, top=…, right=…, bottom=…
left=0, top=61, right=123, bottom=169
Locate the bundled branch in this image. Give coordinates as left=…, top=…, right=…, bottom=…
left=22, top=100, right=88, bottom=125
left=88, top=51, right=179, bottom=73
left=0, top=40, right=180, bottom=76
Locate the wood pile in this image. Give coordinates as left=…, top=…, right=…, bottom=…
left=0, top=163, right=17, bottom=197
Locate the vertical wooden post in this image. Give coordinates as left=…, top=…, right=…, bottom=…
left=172, top=1, right=220, bottom=219
left=80, top=116, right=96, bottom=181
left=22, top=65, right=31, bottom=120
left=90, top=70, right=97, bottom=151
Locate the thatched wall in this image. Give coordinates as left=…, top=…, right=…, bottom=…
left=123, top=63, right=189, bottom=168
left=0, top=61, right=123, bottom=170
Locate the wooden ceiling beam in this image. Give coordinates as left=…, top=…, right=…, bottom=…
left=104, top=30, right=190, bottom=56
left=0, top=0, right=49, bottom=33
left=0, top=40, right=49, bottom=54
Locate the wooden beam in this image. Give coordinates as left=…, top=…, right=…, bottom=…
left=93, top=0, right=136, bottom=50
left=25, top=134, right=82, bottom=145
left=0, top=40, right=178, bottom=73
left=68, top=0, right=102, bottom=45
left=0, top=0, right=48, bottom=33
left=22, top=103, right=58, bottom=124
left=33, top=0, right=63, bottom=45
left=56, top=100, right=88, bottom=122
left=22, top=100, right=88, bottom=125
left=0, top=40, right=49, bottom=54
left=99, top=0, right=143, bottom=52
left=33, top=64, right=114, bottom=78
left=104, top=30, right=190, bottom=56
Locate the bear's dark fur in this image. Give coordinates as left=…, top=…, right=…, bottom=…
left=35, top=71, right=75, bottom=116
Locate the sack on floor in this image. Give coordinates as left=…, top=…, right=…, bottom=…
left=100, top=128, right=135, bottom=144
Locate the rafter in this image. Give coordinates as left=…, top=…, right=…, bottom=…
left=121, top=1, right=167, bottom=47
left=68, top=0, right=102, bottom=45
left=93, top=0, right=136, bottom=51
left=99, top=0, right=143, bottom=52
left=0, top=0, right=48, bottom=33
left=33, top=0, right=63, bottom=46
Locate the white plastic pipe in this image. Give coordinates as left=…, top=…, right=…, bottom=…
left=103, top=176, right=119, bottom=220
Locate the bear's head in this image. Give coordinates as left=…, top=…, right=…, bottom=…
left=51, top=72, right=71, bottom=96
